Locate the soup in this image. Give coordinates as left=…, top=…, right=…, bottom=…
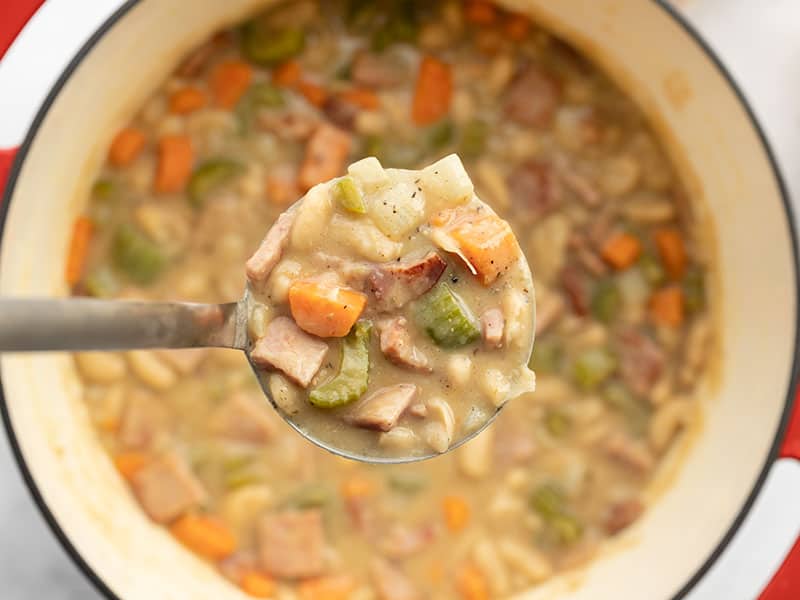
left=69, top=0, right=713, bottom=597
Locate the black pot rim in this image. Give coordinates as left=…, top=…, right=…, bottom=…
left=1, top=1, right=797, bottom=599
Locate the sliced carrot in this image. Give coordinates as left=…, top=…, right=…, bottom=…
left=288, top=280, right=367, bottom=338
left=273, top=59, right=302, bottom=87
left=210, top=60, right=253, bottom=108
left=240, top=571, right=276, bottom=598
left=412, top=56, right=453, bottom=126
left=169, top=514, right=236, bottom=560
left=601, top=232, right=642, bottom=270
left=65, top=216, right=94, bottom=286
left=340, top=475, right=374, bottom=500
left=299, top=124, right=353, bottom=191
left=154, top=135, right=194, bottom=194
left=108, top=127, right=146, bottom=167
left=654, top=228, right=687, bottom=280
left=649, top=285, right=685, bottom=327
left=168, top=87, right=207, bottom=114
left=431, top=207, right=519, bottom=285
left=297, top=575, right=356, bottom=600
left=504, top=13, right=531, bottom=41
left=338, top=88, right=380, bottom=111
left=464, top=0, right=498, bottom=25
left=298, top=80, right=328, bottom=107
left=113, top=452, right=149, bottom=481
left=443, top=495, right=471, bottom=532
left=455, top=562, right=489, bottom=600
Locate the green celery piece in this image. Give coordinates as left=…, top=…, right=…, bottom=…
left=84, top=266, right=119, bottom=298
left=530, top=484, right=565, bottom=520
left=187, top=159, right=244, bottom=207
left=285, top=482, right=332, bottom=508
left=683, top=268, right=706, bottom=313
left=331, top=176, right=366, bottom=214
left=415, top=283, right=480, bottom=348
left=590, top=279, right=621, bottom=324
left=241, top=23, right=305, bottom=66
left=236, top=82, right=286, bottom=135
left=638, top=253, right=665, bottom=286
left=92, top=179, right=115, bottom=199
left=529, top=339, right=563, bottom=373
left=602, top=381, right=650, bottom=436
left=550, top=513, right=584, bottom=544
left=572, top=347, right=617, bottom=390
left=544, top=409, right=571, bottom=437
left=346, top=0, right=380, bottom=30
left=111, top=224, right=166, bottom=285
left=309, top=321, right=372, bottom=408
left=459, top=119, right=489, bottom=159
left=387, top=471, right=428, bottom=494
left=371, top=17, right=417, bottom=51
left=427, top=119, right=454, bottom=151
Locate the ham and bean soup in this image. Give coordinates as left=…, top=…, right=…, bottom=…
left=69, top=0, right=713, bottom=597
left=245, top=155, right=535, bottom=459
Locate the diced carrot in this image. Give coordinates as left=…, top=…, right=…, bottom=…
left=431, top=207, right=519, bottom=285
left=169, top=514, right=237, bottom=560
left=412, top=56, right=453, bottom=126
left=154, top=135, right=194, bottom=194
left=504, top=13, right=531, bottom=41
left=464, top=0, right=498, bottom=25
left=240, top=571, right=276, bottom=598
left=168, top=87, right=207, bottom=114
left=455, top=562, right=489, bottom=600
left=288, top=280, right=367, bottom=338
left=65, top=216, right=93, bottom=285
left=113, top=452, right=149, bottom=481
left=210, top=60, right=253, bottom=108
left=427, top=560, right=445, bottom=585
left=338, top=88, right=380, bottom=111
left=443, top=495, right=471, bottom=532
left=299, top=124, right=353, bottom=191
left=340, top=476, right=374, bottom=499
left=601, top=232, right=642, bottom=270
left=108, top=127, right=146, bottom=167
left=297, top=575, right=356, bottom=600
left=273, top=59, right=302, bottom=87
left=298, top=81, right=328, bottom=107
left=649, top=285, right=685, bottom=327
left=97, top=416, right=121, bottom=433
left=654, top=228, right=687, bottom=280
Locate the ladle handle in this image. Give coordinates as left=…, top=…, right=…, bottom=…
left=0, top=298, right=247, bottom=352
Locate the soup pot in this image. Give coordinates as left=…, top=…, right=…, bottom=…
left=1, top=1, right=798, bottom=598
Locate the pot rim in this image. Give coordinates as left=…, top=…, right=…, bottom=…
left=0, top=1, right=797, bottom=598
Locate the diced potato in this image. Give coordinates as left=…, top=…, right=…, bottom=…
left=74, top=352, right=127, bottom=384
left=348, top=157, right=391, bottom=193
left=267, top=260, right=302, bottom=304
left=328, top=214, right=403, bottom=262
left=291, top=183, right=332, bottom=251
left=221, top=484, right=274, bottom=533
left=367, top=180, right=426, bottom=239
left=420, top=154, right=474, bottom=211
left=248, top=304, right=271, bottom=339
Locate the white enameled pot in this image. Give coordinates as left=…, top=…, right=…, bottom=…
left=0, top=1, right=798, bottom=598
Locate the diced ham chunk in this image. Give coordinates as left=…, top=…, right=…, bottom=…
left=322, top=95, right=359, bottom=130
left=535, top=287, right=564, bottom=335
left=347, top=384, right=418, bottom=432
left=508, top=161, right=562, bottom=223
left=378, top=523, right=437, bottom=559
left=210, top=391, right=276, bottom=444
left=505, top=64, right=561, bottom=128
left=250, top=316, right=328, bottom=388
left=298, top=123, right=352, bottom=191
left=481, top=308, right=505, bottom=349
left=118, top=390, right=168, bottom=450
left=368, top=251, right=446, bottom=311
left=370, top=558, right=422, bottom=600
left=246, top=210, right=296, bottom=285
left=378, top=317, right=431, bottom=373
left=130, top=453, right=206, bottom=524
left=561, top=265, right=590, bottom=316
left=257, top=111, right=319, bottom=141
left=605, top=498, right=645, bottom=535
left=617, top=328, right=665, bottom=397
left=351, top=51, right=407, bottom=88
left=257, top=509, right=326, bottom=579
left=602, top=433, right=655, bottom=475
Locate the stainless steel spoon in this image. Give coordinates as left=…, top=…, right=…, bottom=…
left=0, top=289, right=508, bottom=464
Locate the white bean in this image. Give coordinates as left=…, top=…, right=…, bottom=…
left=127, top=350, right=177, bottom=391
left=267, top=260, right=302, bottom=305
left=451, top=89, right=476, bottom=124
left=379, top=427, right=418, bottom=450
left=487, top=54, right=515, bottom=96
left=426, top=397, right=455, bottom=452
left=74, top=352, right=127, bottom=384
left=532, top=375, right=572, bottom=404
left=497, top=538, right=553, bottom=583
left=248, top=304, right=271, bottom=340
left=269, top=374, right=301, bottom=416
left=456, top=426, right=494, bottom=479
left=649, top=399, right=694, bottom=452
left=476, top=160, right=510, bottom=210
left=481, top=368, right=511, bottom=407
left=503, top=288, right=530, bottom=347
left=447, top=354, right=473, bottom=387
left=600, top=155, right=641, bottom=197
left=237, top=162, right=264, bottom=199
left=354, top=110, right=389, bottom=136
left=221, top=484, right=273, bottom=533
left=472, top=539, right=510, bottom=595
left=528, top=214, right=571, bottom=285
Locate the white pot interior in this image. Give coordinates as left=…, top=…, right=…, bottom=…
left=0, top=1, right=795, bottom=598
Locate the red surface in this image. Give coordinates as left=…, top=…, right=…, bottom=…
left=760, top=534, right=800, bottom=599
left=0, top=147, right=18, bottom=198
left=0, top=0, right=46, bottom=59
left=780, top=386, right=800, bottom=459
